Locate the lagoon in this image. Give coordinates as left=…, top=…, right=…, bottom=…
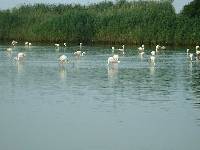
left=0, top=45, right=200, bottom=150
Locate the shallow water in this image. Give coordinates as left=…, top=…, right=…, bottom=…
left=0, top=45, right=200, bottom=150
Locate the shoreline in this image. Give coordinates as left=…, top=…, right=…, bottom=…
left=0, top=40, right=197, bottom=48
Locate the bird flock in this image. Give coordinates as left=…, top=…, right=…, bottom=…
left=4, top=40, right=200, bottom=66
left=187, top=46, right=200, bottom=61
left=5, top=41, right=87, bottom=64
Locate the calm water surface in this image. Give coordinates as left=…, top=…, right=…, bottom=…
left=0, top=45, right=200, bottom=150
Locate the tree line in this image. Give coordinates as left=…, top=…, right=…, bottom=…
left=0, top=0, right=199, bottom=46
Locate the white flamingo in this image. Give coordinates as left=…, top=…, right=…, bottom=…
left=189, top=53, right=194, bottom=61
left=79, top=43, right=82, bottom=50
left=107, top=54, right=120, bottom=65
left=6, top=48, right=12, bottom=51
left=187, top=49, right=190, bottom=55
left=194, top=46, right=200, bottom=60
left=111, top=47, right=115, bottom=53
left=196, top=51, right=200, bottom=55
left=138, top=44, right=144, bottom=53
left=14, top=52, right=25, bottom=61
left=74, top=42, right=85, bottom=57
left=161, top=46, right=166, bottom=50
left=196, top=46, right=200, bottom=54
left=118, top=45, right=125, bottom=54
left=25, top=42, right=29, bottom=46
left=59, top=55, right=68, bottom=63
left=55, top=43, right=59, bottom=47
left=81, top=52, right=86, bottom=56
left=150, top=51, right=156, bottom=65
left=74, top=43, right=84, bottom=57
left=74, top=51, right=86, bottom=56
left=151, top=51, right=156, bottom=56
left=74, top=51, right=82, bottom=56
left=156, top=45, right=160, bottom=52
left=11, top=40, right=18, bottom=46
left=196, top=45, right=199, bottom=50
left=25, top=42, right=32, bottom=47
left=138, top=44, right=145, bottom=55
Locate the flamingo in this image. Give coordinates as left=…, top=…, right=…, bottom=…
left=74, top=43, right=85, bottom=57
left=11, top=40, right=18, bottom=46
left=161, top=46, right=166, bottom=50
left=111, top=47, right=115, bottom=53
left=150, top=51, right=156, bottom=65
left=187, top=49, right=190, bottom=55
left=59, top=55, right=68, bottom=63
left=14, top=52, right=25, bottom=61
left=79, top=43, right=82, bottom=50
left=196, top=45, right=199, bottom=50
left=151, top=51, right=156, bottom=56
left=6, top=48, right=12, bottom=52
left=189, top=53, right=194, bottom=61
left=138, top=44, right=144, bottom=53
left=74, top=51, right=82, bottom=56
left=25, top=42, right=29, bottom=46
left=196, top=46, right=200, bottom=54
left=138, top=44, right=145, bottom=56
left=196, top=51, right=200, bottom=56
left=55, top=44, right=59, bottom=47
left=156, top=45, right=160, bottom=52
left=81, top=52, right=86, bottom=56
left=74, top=51, right=85, bottom=56
left=107, top=54, right=120, bottom=65
left=194, top=46, right=200, bottom=60
left=118, top=45, right=125, bottom=54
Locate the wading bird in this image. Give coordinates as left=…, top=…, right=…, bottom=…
left=58, top=55, right=68, bottom=64
left=196, top=46, right=200, bottom=55
left=14, top=52, right=25, bottom=61
left=138, top=44, right=144, bottom=53
left=55, top=44, right=59, bottom=47
left=189, top=53, right=194, bottom=61
left=79, top=43, right=82, bottom=50
left=74, top=51, right=86, bottom=57
left=11, top=40, right=18, bottom=46
left=118, top=45, right=125, bottom=54
left=111, top=47, right=115, bottom=53
left=150, top=51, right=156, bottom=65
left=25, top=42, right=29, bottom=46
left=187, top=49, right=190, bottom=55
left=161, top=46, right=166, bottom=50
left=74, top=43, right=85, bottom=57
left=6, top=48, right=12, bottom=52
left=156, top=45, right=160, bottom=52
left=107, top=54, right=120, bottom=65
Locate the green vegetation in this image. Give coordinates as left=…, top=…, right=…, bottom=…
left=175, top=0, right=200, bottom=45
left=0, top=0, right=199, bottom=45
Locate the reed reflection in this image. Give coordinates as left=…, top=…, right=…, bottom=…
left=58, top=65, right=67, bottom=80
left=149, top=65, right=155, bottom=76
left=107, top=64, right=118, bottom=80
left=15, top=61, right=24, bottom=74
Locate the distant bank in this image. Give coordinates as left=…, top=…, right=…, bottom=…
left=0, top=0, right=199, bottom=46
